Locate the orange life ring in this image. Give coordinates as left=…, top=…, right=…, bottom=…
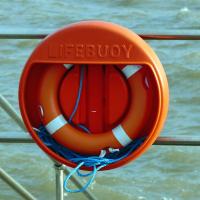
left=38, top=64, right=148, bottom=155
left=19, top=20, right=169, bottom=170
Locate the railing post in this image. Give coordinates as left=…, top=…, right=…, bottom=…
left=55, top=164, right=64, bottom=200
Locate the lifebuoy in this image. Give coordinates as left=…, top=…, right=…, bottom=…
left=19, top=20, right=169, bottom=170
left=38, top=64, right=148, bottom=155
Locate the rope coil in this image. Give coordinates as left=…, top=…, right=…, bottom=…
left=37, top=126, right=144, bottom=192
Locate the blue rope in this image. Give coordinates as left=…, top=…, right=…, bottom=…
left=68, top=65, right=84, bottom=123
left=37, top=125, right=144, bottom=193
left=68, top=65, right=90, bottom=133
left=63, top=162, right=97, bottom=193
left=36, top=64, right=145, bottom=193
left=77, top=124, right=90, bottom=133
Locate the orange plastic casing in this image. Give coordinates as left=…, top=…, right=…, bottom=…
left=19, top=21, right=169, bottom=170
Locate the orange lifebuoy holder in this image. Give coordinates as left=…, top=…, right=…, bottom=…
left=19, top=21, right=169, bottom=171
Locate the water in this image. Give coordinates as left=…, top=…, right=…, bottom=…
left=0, top=0, right=200, bottom=199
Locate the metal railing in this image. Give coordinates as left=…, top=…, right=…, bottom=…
left=0, top=33, right=200, bottom=200
left=0, top=94, right=97, bottom=200
left=1, top=33, right=200, bottom=40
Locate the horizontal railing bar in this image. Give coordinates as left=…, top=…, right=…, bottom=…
left=0, top=33, right=200, bottom=40
left=0, top=34, right=47, bottom=39
left=140, top=34, right=200, bottom=40
left=0, top=138, right=33, bottom=143
left=154, top=136, right=200, bottom=146
left=0, top=136, right=200, bottom=146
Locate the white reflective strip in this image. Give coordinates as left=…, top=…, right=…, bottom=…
left=122, top=65, right=142, bottom=79
left=64, top=64, right=73, bottom=69
left=45, top=115, right=67, bottom=135
left=112, top=125, right=132, bottom=146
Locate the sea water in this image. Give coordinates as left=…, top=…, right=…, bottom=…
left=0, top=0, right=200, bottom=199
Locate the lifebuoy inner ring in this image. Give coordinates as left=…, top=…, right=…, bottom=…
left=38, top=64, right=149, bottom=155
